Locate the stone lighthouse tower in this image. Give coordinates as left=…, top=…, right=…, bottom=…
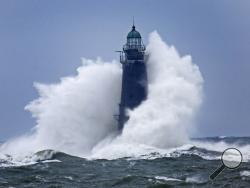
left=117, top=24, right=148, bottom=130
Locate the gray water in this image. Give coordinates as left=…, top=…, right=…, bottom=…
left=1, top=137, right=250, bottom=188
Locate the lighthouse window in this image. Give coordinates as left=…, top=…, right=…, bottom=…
left=127, top=38, right=141, bottom=47
left=136, top=38, right=140, bottom=45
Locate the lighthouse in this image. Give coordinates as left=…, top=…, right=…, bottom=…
left=117, top=24, right=148, bottom=130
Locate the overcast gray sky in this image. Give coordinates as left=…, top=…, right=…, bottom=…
left=0, top=0, right=250, bottom=140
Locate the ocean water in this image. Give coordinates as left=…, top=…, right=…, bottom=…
left=0, top=137, right=250, bottom=188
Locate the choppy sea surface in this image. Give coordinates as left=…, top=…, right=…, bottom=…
left=1, top=137, right=250, bottom=188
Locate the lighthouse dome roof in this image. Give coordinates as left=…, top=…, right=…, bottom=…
left=127, top=25, right=141, bottom=38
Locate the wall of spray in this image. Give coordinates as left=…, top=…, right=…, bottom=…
left=0, top=31, right=203, bottom=161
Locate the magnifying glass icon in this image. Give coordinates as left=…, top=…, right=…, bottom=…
left=210, top=148, right=243, bottom=180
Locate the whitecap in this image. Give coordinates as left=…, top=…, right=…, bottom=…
left=155, top=176, right=182, bottom=182
left=240, top=171, right=250, bottom=177
left=185, top=175, right=206, bottom=184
